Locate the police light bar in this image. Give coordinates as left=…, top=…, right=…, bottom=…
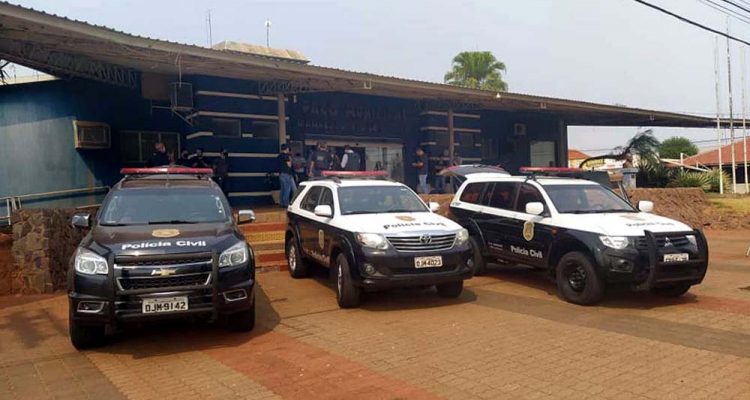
left=519, top=167, right=584, bottom=174
left=321, top=170, right=388, bottom=177
left=120, top=167, right=214, bottom=175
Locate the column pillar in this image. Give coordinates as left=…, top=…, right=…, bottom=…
left=277, top=93, right=286, bottom=147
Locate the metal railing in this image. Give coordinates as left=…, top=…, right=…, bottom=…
left=1, top=186, right=109, bottom=226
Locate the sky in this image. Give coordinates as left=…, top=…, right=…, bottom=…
left=7, top=0, right=750, bottom=155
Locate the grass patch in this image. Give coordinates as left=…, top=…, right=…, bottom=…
left=706, top=195, right=750, bottom=213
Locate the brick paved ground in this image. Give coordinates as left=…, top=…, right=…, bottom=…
left=1, top=230, right=749, bottom=399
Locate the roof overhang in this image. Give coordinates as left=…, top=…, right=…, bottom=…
left=0, top=1, right=720, bottom=128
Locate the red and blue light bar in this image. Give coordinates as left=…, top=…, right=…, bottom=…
left=321, top=170, right=388, bottom=177
left=120, top=167, right=214, bottom=175
left=519, top=167, right=584, bottom=173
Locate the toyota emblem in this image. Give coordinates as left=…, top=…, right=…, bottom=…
left=420, top=234, right=432, bottom=244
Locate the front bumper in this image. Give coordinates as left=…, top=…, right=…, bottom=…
left=69, top=251, right=255, bottom=326
left=594, top=230, right=709, bottom=289
left=352, top=243, right=473, bottom=289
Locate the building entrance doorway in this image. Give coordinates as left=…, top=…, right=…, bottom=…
left=304, top=139, right=404, bottom=183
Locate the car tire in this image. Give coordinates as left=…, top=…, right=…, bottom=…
left=556, top=251, right=604, bottom=305
left=335, top=253, right=361, bottom=308
left=286, top=237, right=309, bottom=278
left=469, top=236, right=487, bottom=276
left=69, top=318, right=105, bottom=350
left=436, top=280, right=464, bottom=298
left=651, top=283, right=691, bottom=298
left=227, top=299, right=256, bottom=332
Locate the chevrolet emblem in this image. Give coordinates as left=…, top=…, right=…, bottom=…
left=151, top=268, right=177, bottom=277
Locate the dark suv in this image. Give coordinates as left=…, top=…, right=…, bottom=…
left=68, top=168, right=256, bottom=349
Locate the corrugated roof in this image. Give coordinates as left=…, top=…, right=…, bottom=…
left=682, top=141, right=750, bottom=166
left=0, top=1, right=724, bottom=128
left=567, top=149, right=590, bottom=160
left=211, top=41, right=308, bottom=64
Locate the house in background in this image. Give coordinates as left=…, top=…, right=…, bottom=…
left=567, top=149, right=591, bottom=168
left=683, top=141, right=750, bottom=194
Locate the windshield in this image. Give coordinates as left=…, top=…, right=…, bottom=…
left=544, top=184, right=636, bottom=214
left=338, top=186, right=428, bottom=215
left=99, top=188, right=230, bottom=225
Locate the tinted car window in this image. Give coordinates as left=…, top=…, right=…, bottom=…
left=290, top=185, right=306, bottom=206
left=300, top=186, right=322, bottom=212
left=484, top=182, right=516, bottom=210
left=338, top=186, right=427, bottom=215
left=319, top=188, right=335, bottom=212
left=100, top=188, right=229, bottom=225
left=515, top=184, right=546, bottom=213
left=544, top=184, right=636, bottom=214
left=459, top=183, right=484, bottom=204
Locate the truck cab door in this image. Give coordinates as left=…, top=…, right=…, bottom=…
left=476, top=182, right=519, bottom=259
left=507, top=183, right=553, bottom=268
left=297, top=186, right=323, bottom=256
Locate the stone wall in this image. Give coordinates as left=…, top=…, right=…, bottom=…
left=9, top=208, right=94, bottom=294
left=0, top=233, right=12, bottom=295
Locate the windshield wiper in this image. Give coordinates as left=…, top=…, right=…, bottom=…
left=147, top=220, right=199, bottom=225
left=99, top=222, right=130, bottom=226
left=564, top=209, right=633, bottom=214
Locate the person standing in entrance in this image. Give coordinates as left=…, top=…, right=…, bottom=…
left=213, top=150, right=229, bottom=194
left=340, top=145, right=362, bottom=171
left=308, top=141, right=332, bottom=178
left=278, top=144, right=296, bottom=207
left=412, top=147, right=429, bottom=194
left=433, top=149, right=450, bottom=194
left=176, top=149, right=191, bottom=167
left=191, top=148, right=209, bottom=168
left=147, top=142, right=170, bottom=167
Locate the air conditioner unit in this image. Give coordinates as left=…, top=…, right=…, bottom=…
left=74, top=121, right=111, bottom=149
left=170, top=82, right=194, bottom=111
left=514, top=123, right=527, bottom=136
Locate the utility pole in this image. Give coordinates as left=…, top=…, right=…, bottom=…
left=715, top=36, right=724, bottom=194
left=265, top=19, right=272, bottom=48
left=726, top=21, right=737, bottom=193
left=206, top=10, right=213, bottom=47
left=743, top=47, right=750, bottom=193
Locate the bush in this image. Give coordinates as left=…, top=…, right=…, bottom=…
left=667, top=170, right=711, bottom=190
left=637, top=160, right=672, bottom=188
left=705, top=168, right=731, bottom=193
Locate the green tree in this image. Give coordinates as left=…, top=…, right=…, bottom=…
left=579, top=129, right=661, bottom=168
left=658, top=136, right=699, bottom=159
left=444, top=51, right=508, bottom=91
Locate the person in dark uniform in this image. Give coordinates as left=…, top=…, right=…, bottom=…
left=176, top=149, right=191, bottom=167
left=340, top=145, right=362, bottom=171
left=292, top=152, right=306, bottom=183
left=191, top=148, right=209, bottom=168
left=412, top=147, right=429, bottom=194
left=433, top=149, right=450, bottom=194
left=212, top=150, right=229, bottom=193
left=308, top=141, right=332, bottom=178
left=278, top=144, right=296, bottom=207
left=147, top=142, right=170, bottom=167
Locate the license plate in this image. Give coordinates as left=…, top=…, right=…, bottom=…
left=142, top=296, right=188, bottom=314
left=663, top=253, right=689, bottom=263
left=414, top=256, right=443, bottom=268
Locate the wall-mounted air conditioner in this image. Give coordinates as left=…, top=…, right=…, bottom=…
left=74, top=121, right=111, bottom=149
left=170, top=82, right=194, bottom=111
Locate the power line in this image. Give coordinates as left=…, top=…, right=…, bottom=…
left=633, top=0, right=750, bottom=46
left=717, top=0, right=750, bottom=15
left=699, top=0, right=750, bottom=25
left=577, top=137, right=737, bottom=153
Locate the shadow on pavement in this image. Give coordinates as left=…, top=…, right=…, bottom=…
left=480, top=262, right=701, bottom=310
left=90, top=284, right=281, bottom=359
left=305, top=263, right=478, bottom=311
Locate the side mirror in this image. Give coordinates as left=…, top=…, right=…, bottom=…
left=525, top=202, right=544, bottom=216
left=314, top=205, right=333, bottom=218
left=638, top=200, right=654, bottom=213
left=237, top=209, right=256, bottom=224
left=71, top=213, right=91, bottom=228
left=428, top=202, right=440, bottom=212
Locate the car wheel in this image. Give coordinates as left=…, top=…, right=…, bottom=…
left=69, top=316, right=105, bottom=350
left=651, top=283, right=691, bottom=298
left=227, top=299, right=256, bottom=332
left=286, top=237, right=309, bottom=278
left=469, top=236, right=487, bottom=276
left=556, top=251, right=604, bottom=305
left=436, top=280, right=464, bottom=298
left=335, top=253, right=361, bottom=308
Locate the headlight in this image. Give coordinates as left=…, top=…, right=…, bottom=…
left=455, top=228, right=469, bottom=246
left=599, top=236, right=629, bottom=250
left=74, top=248, right=108, bottom=275
left=686, top=235, right=697, bottom=247
left=219, top=241, right=249, bottom=267
left=356, top=233, right=389, bottom=250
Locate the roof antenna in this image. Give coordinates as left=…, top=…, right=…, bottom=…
left=265, top=19, right=272, bottom=48
left=206, top=9, right=213, bottom=47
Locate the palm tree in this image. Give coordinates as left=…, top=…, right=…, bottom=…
left=578, top=129, right=661, bottom=168
left=444, top=51, right=508, bottom=91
